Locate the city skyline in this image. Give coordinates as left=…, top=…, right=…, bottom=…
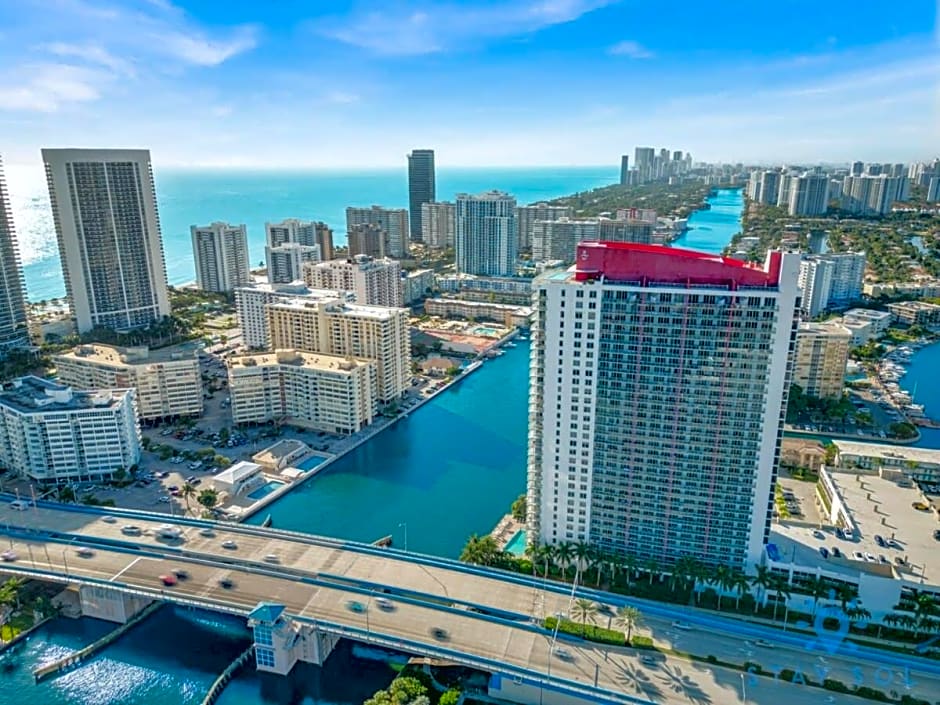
left=0, top=1, right=937, bottom=168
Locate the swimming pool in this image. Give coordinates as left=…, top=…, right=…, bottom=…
left=246, top=480, right=285, bottom=500
left=470, top=325, right=501, bottom=337
left=296, top=455, right=327, bottom=471
left=505, top=529, right=527, bottom=556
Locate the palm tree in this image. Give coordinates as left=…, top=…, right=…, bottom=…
left=539, top=544, right=555, bottom=580
left=554, top=541, right=575, bottom=580
left=573, top=541, right=593, bottom=585
left=589, top=550, right=605, bottom=587
left=751, top=565, right=774, bottom=613
left=644, top=557, right=658, bottom=586
left=614, top=605, right=642, bottom=644
left=524, top=541, right=540, bottom=577
left=913, top=591, right=938, bottom=638
left=772, top=576, right=792, bottom=625
left=622, top=554, right=638, bottom=588
left=730, top=570, right=750, bottom=611
left=570, top=598, right=598, bottom=636
left=670, top=556, right=690, bottom=593
left=807, top=577, right=830, bottom=617
left=180, top=482, right=196, bottom=516
left=604, top=552, right=621, bottom=589
left=713, top=566, right=733, bottom=611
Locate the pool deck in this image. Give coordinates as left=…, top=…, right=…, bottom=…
left=489, top=513, right=524, bottom=552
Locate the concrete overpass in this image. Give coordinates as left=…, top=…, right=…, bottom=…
left=1, top=498, right=937, bottom=705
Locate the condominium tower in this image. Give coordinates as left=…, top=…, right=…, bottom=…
left=455, top=191, right=517, bottom=277
left=234, top=282, right=351, bottom=349
left=266, top=243, right=321, bottom=284
left=42, top=148, right=170, bottom=333
left=407, top=149, right=435, bottom=242
left=527, top=243, right=801, bottom=570
left=346, top=206, right=409, bottom=259
left=302, top=255, right=403, bottom=307
left=793, top=322, right=851, bottom=399
left=0, top=157, right=30, bottom=351
left=799, top=253, right=866, bottom=317
left=421, top=202, right=455, bottom=250
left=266, top=298, right=410, bottom=403
left=266, top=219, right=334, bottom=262
left=516, top=203, right=573, bottom=252
left=191, top=222, right=251, bottom=293
left=788, top=173, right=830, bottom=216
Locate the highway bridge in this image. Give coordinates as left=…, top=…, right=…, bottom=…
left=1, top=498, right=937, bottom=705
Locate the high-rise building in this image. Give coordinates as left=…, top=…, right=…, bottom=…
left=42, top=148, right=170, bottom=333
left=0, top=376, right=140, bottom=482
left=634, top=147, right=655, bottom=183
left=347, top=223, right=387, bottom=259
left=516, top=203, right=573, bottom=253
left=526, top=242, right=801, bottom=570
left=234, top=282, right=351, bottom=349
left=302, top=255, right=403, bottom=307
left=55, top=343, right=203, bottom=420
left=799, top=253, right=866, bottom=317
left=788, top=173, right=830, bottom=216
left=266, top=219, right=334, bottom=262
left=619, top=156, right=630, bottom=185
left=841, top=175, right=906, bottom=215
left=266, top=298, right=410, bottom=403
left=421, top=202, right=456, bottom=250
left=531, top=219, right=599, bottom=262
left=851, top=161, right=864, bottom=176
left=455, top=191, right=517, bottom=276
left=0, top=157, right=30, bottom=352
left=407, top=149, right=435, bottom=242
left=228, top=349, right=377, bottom=434
left=265, top=243, right=321, bottom=284
left=191, top=222, right=251, bottom=293
left=346, top=206, right=409, bottom=259
left=757, top=171, right=780, bottom=205
left=928, top=177, right=940, bottom=203
left=793, top=322, right=851, bottom=399
left=777, top=172, right=794, bottom=207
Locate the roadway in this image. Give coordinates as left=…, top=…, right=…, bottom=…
left=1, top=500, right=937, bottom=704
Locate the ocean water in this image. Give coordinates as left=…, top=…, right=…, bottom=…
left=672, top=187, right=743, bottom=255
left=6, top=166, right=616, bottom=303
left=901, top=342, right=940, bottom=450
left=247, top=340, right=531, bottom=558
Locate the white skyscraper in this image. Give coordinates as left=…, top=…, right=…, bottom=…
left=266, top=219, right=334, bottom=261
left=42, top=148, right=170, bottom=333
left=346, top=206, right=409, bottom=259
left=516, top=203, right=573, bottom=252
left=527, top=242, right=801, bottom=570
left=0, top=157, right=30, bottom=352
left=799, top=252, right=866, bottom=317
left=302, top=255, right=402, bottom=307
left=421, top=202, right=456, bottom=250
left=191, top=222, right=251, bottom=293
left=788, top=173, right=830, bottom=216
left=266, top=242, right=321, bottom=284
left=841, top=175, right=906, bottom=215
left=455, top=191, right=517, bottom=277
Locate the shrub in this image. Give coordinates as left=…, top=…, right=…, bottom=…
left=823, top=679, right=850, bottom=692
left=631, top=635, right=654, bottom=649
left=853, top=686, right=889, bottom=702
left=705, top=655, right=717, bottom=664
left=440, top=690, right=460, bottom=705
left=543, top=616, right=625, bottom=646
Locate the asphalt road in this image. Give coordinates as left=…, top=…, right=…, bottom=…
left=1, top=502, right=936, bottom=704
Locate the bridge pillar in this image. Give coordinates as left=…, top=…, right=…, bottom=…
left=247, top=602, right=339, bottom=676
left=78, top=585, right=154, bottom=624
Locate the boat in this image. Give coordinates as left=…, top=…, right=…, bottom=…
left=505, top=342, right=517, bottom=348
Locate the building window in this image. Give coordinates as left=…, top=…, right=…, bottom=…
left=254, top=625, right=274, bottom=646
left=256, top=646, right=276, bottom=668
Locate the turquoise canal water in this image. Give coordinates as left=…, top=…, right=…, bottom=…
left=9, top=166, right=616, bottom=302
left=672, top=187, right=744, bottom=255
left=903, top=342, right=940, bottom=450
left=247, top=341, right=531, bottom=557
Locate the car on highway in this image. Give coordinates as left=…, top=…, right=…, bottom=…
left=76, top=547, right=94, bottom=557
left=755, top=640, right=774, bottom=648
left=263, top=554, right=279, bottom=563
left=159, top=574, right=177, bottom=586
left=173, top=569, right=189, bottom=580
left=102, top=515, right=116, bottom=523
left=121, top=525, right=142, bottom=536
left=1, top=550, right=17, bottom=562
left=552, top=647, right=573, bottom=661
left=199, top=528, right=215, bottom=537
left=375, top=597, right=394, bottom=611
left=346, top=600, right=366, bottom=613
left=818, top=546, right=829, bottom=559
left=671, top=621, right=692, bottom=630
left=221, top=540, right=237, bottom=550
left=430, top=627, right=449, bottom=641
left=218, top=578, right=234, bottom=589
left=812, top=530, right=825, bottom=539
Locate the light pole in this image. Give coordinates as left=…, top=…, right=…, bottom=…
left=398, top=522, right=408, bottom=552
left=366, top=589, right=372, bottom=635
left=740, top=672, right=747, bottom=703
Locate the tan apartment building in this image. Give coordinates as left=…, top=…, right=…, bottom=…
left=793, top=322, right=851, bottom=399
left=424, top=298, right=533, bottom=328
left=302, top=255, right=402, bottom=307
left=54, top=343, right=203, bottom=420
left=228, top=349, right=376, bottom=435
left=266, top=299, right=410, bottom=404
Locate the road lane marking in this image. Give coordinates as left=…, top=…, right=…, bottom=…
left=110, top=556, right=142, bottom=581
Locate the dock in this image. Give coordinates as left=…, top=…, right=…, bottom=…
left=200, top=645, right=254, bottom=705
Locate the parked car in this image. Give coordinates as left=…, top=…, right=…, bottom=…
left=818, top=547, right=830, bottom=559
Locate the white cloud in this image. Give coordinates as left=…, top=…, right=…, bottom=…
left=43, top=42, right=135, bottom=76
left=324, top=91, right=360, bottom=104
left=155, top=26, right=258, bottom=67
left=0, top=63, right=108, bottom=112
left=607, top=40, right=652, bottom=59
left=319, top=0, right=619, bottom=55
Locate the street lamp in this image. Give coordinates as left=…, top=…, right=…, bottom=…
left=740, top=672, right=747, bottom=703
left=398, top=522, right=408, bottom=552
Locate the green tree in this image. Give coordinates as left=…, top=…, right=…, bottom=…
left=197, top=487, right=220, bottom=512
left=510, top=494, right=526, bottom=522
left=439, top=690, right=460, bottom=705
left=614, top=605, right=642, bottom=643
left=459, top=534, right=503, bottom=567
left=570, top=598, right=598, bottom=636
left=751, top=565, right=774, bottom=612
left=181, top=483, right=196, bottom=516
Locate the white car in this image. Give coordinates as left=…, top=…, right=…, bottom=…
left=121, top=525, right=142, bottom=535
left=221, top=540, right=237, bottom=550
left=263, top=554, right=279, bottom=563
left=76, top=547, right=94, bottom=557
left=199, top=528, right=215, bottom=537
left=755, top=639, right=774, bottom=648
left=0, top=550, right=17, bottom=562
left=671, top=621, right=693, bottom=631
left=101, top=515, right=117, bottom=523
left=552, top=647, right=573, bottom=661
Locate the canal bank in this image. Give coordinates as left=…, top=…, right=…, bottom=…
left=672, top=187, right=744, bottom=255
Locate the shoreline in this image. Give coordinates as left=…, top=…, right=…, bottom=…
left=236, top=331, right=521, bottom=524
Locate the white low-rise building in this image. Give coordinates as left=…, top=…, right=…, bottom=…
left=228, top=349, right=377, bottom=434
left=54, top=343, right=203, bottom=420
left=839, top=308, right=892, bottom=345
left=0, top=376, right=140, bottom=483
left=212, top=460, right=264, bottom=497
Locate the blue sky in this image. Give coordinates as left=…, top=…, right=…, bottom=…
left=1, top=0, right=938, bottom=167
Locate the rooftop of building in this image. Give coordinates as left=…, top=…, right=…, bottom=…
left=229, top=349, right=371, bottom=372
left=0, top=375, right=129, bottom=414
left=57, top=341, right=202, bottom=366
left=561, top=242, right=789, bottom=289
left=887, top=301, right=940, bottom=311
left=235, top=281, right=342, bottom=298
left=455, top=190, right=515, bottom=201
left=268, top=297, right=402, bottom=319
left=214, top=460, right=262, bottom=485
left=427, top=298, right=532, bottom=314
left=843, top=308, right=892, bottom=320
left=797, top=321, right=851, bottom=337
left=833, top=440, right=940, bottom=465
left=309, top=255, right=399, bottom=270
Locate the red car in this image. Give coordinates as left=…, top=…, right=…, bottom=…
left=159, top=574, right=178, bottom=586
